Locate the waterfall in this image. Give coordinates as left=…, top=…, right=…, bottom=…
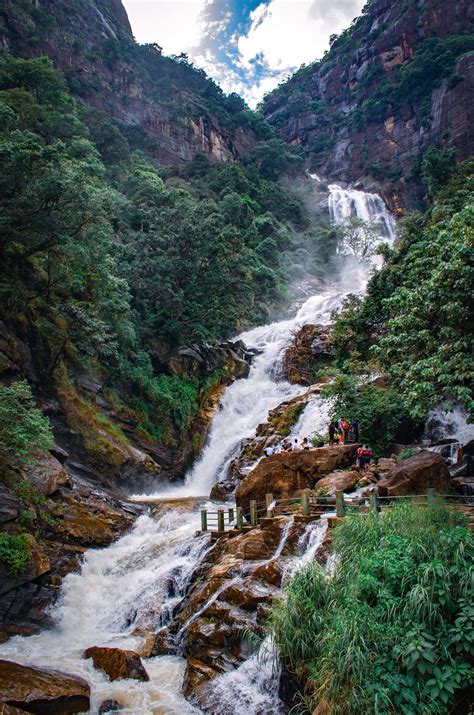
left=0, top=181, right=397, bottom=713
left=328, top=183, right=396, bottom=242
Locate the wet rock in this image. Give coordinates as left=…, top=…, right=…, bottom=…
left=219, top=580, right=276, bottom=610
left=236, top=446, right=357, bottom=512
left=378, top=451, right=450, bottom=497
left=282, top=324, right=333, bottom=384
left=252, top=558, right=284, bottom=587
left=50, top=494, right=132, bottom=546
left=0, top=536, right=50, bottom=597
left=149, top=627, right=177, bottom=656
left=83, top=646, right=149, bottom=682
left=168, top=341, right=252, bottom=381
left=25, top=453, right=70, bottom=496
left=314, top=469, right=359, bottom=495
left=0, top=659, right=90, bottom=713
left=99, top=700, right=123, bottom=713
left=0, top=482, right=20, bottom=523
left=183, top=657, right=221, bottom=698
left=49, top=443, right=69, bottom=464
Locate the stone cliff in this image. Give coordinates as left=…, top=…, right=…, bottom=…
left=262, top=0, right=474, bottom=211
left=1, top=0, right=260, bottom=165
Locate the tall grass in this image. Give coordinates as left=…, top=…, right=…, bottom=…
left=271, top=503, right=473, bottom=714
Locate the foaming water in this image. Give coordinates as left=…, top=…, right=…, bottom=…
left=138, top=291, right=345, bottom=499
left=0, top=512, right=209, bottom=713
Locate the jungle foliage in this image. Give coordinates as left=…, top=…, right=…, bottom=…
left=272, top=503, right=474, bottom=714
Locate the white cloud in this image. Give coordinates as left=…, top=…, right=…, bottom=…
left=122, top=0, right=207, bottom=55
left=238, top=0, right=363, bottom=73
left=123, top=0, right=365, bottom=107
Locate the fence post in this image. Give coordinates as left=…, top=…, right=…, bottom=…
left=302, top=490, right=310, bottom=516
left=200, top=509, right=208, bottom=532
left=336, top=490, right=345, bottom=518
left=250, top=500, right=257, bottom=526
left=217, top=509, right=224, bottom=532
left=266, top=493, right=274, bottom=518
left=369, top=491, right=378, bottom=516
left=427, top=488, right=436, bottom=507
left=228, top=507, right=234, bottom=524
left=236, top=506, right=243, bottom=530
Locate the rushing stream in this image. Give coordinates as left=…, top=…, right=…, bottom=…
left=0, top=181, right=397, bottom=713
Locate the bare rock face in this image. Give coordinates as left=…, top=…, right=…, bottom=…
left=377, top=451, right=450, bottom=496
left=315, top=469, right=359, bottom=495
left=25, top=454, right=70, bottom=496
left=282, top=324, right=333, bottom=384
left=83, top=646, right=149, bottom=682
left=235, top=446, right=357, bottom=512
left=262, top=0, right=474, bottom=210
left=0, top=659, right=90, bottom=713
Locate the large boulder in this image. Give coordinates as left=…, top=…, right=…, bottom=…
left=377, top=451, right=450, bottom=497
left=0, top=536, right=50, bottom=597
left=236, top=446, right=357, bottom=512
left=0, top=659, right=90, bottom=713
left=25, top=454, right=70, bottom=496
left=168, top=340, right=254, bottom=381
left=83, top=646, right=149, bottom=682
left=282, top=324, right=333, bottom=384
left=314, top=469, right=359, bottom=495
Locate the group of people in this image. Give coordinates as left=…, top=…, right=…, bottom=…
left=262, top=418, right=373, bottom=471
left=263, top=436, right=311, bottom=456
left=328, top=418, right=359, bottom=445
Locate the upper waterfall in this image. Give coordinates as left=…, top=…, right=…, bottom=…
left=328, top=183, right=397, bottom=242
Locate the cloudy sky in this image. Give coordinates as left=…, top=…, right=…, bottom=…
left=122, top=0, right=365, bottom=106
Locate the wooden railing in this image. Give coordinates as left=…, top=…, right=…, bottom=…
left=199, top=489, right=473, bottom=534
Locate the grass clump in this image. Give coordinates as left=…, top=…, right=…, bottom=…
left=271, top=503, right=473, bottom=713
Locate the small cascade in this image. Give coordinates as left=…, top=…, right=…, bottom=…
left=290, top=394, right=330, bottom=442
left=203, top=635, right=282, bottom=715
left=0, top=511, right=211, bottom=714
left=272, top=516, right=294, bottom=559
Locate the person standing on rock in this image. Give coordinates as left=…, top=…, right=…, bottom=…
left=302, top=437, right=311, bottom=450
left=362, top=445, right=372, bottom=470
left=293, top=438, right=301, bottom=450
left=328, top=421, right=336, bottom=445
left=340, top=418, right=350, bottom=444
left=352, top=419, right=360, bottom=443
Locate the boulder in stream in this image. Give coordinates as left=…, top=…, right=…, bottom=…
left=83, top=646, right=149, bottom=681
left=0, top=658, right=90, bottom=713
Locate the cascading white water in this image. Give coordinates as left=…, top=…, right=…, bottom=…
left=0, top=511, right=209, bottom=713
left=0, top=181, right=397, bottom=713
left=328, top=183, right=396, bottom=242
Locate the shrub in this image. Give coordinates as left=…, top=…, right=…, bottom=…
left=272, top=503, right=473, bottom=714
left=0, top=532, right=31, bottom=574
left=0, top=381, right=53, bottom=467
left=322, top=373, right=418, bottom=454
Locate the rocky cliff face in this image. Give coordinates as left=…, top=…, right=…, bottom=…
left=262, top=0, right=474, bottom=211
left=0, top=0, right=258, bottom=164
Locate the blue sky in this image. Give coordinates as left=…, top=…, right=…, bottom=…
left=123, top=0, right=365, bottom=107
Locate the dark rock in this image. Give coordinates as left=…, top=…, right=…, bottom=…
left=378, top=451, right=450, bottom=497
left=168, top=341, right=252, bottom=381
left=99, top=699, right=123, bottom=713
left=0, top=536, right=50, bottom=597
left=83, top=646, right=149, bottom=682
left=0, top=482, right=20, bottom=523
left=150, top=627, right=176, bottom=656
left=282, top=324, right=333, bottom=384
left=49, top=444, right=69, bottom=464
left=25, top=454, right=70, bottom=496
left=0, top=659, right=90, bottom=713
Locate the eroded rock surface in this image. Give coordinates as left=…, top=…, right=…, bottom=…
left=83, top=646, right=149, bottom=682
left=0, top=659, right=90, bottom=713
left=377, top=451, right=450, bottom=496
left=235, top=446, right=357, bottom=512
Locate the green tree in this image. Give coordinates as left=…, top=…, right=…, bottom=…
left=0, top=381, right=53, bottom=467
